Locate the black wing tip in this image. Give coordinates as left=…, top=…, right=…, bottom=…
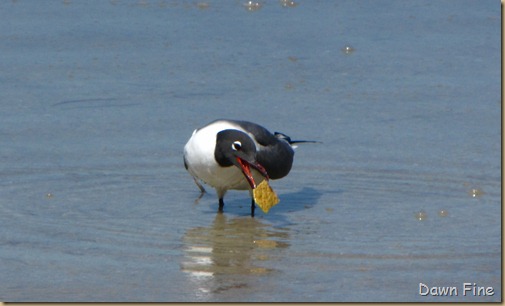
left=290, top=140, right=323, bottom=144
left=274, top=132, right=321, bottom=144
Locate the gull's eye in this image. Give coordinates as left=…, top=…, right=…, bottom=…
left=231, top=141, right=242, bottom=151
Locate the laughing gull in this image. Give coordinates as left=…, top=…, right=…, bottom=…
left=183, top=119, right=316, bottom=217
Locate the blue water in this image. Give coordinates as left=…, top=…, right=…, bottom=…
left=0, top=0, right=500, bottom=302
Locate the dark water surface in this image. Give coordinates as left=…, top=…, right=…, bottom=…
left=0, top=0, right=500, bottom=302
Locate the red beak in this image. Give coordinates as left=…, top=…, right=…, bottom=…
left=236, top=157, right=268, bottom=189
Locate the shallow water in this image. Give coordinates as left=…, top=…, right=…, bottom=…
left=0, top=0, right=500, bottom=302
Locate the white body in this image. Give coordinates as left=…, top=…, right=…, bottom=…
left=183, top=120, right=266, bottom=197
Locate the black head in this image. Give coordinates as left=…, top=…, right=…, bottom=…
left=215, top=129, right=268, bottom=188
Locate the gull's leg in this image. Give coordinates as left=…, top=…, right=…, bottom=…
left=192, top=177, right=206, bottom=204
left=250, top=198, right=256, bottom=217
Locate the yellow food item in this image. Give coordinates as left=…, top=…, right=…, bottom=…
left=253, top=180, right=280, bottom=213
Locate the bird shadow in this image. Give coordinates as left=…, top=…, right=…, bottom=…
left=201, top=187, right=325, bottom=220
left=272, top=187, right=323, bottom=214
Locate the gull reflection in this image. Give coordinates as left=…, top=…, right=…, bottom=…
left=181, top=214, right=290, bottom=298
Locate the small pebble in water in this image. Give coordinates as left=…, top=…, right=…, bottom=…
left=469, top=188, right=484, bottom=198
left=196, top=2, right=209, bottom=9
left=284, top=82, right=294, bottom=90
left=244, top=1, right=262, bottom=11
left=342, top=45, right=355, bottom=54
left=280, top=0, right=298, bottom=8
left=415, top=210, right=427, bottom=221
left=438, top=209, right=448, bottom=217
